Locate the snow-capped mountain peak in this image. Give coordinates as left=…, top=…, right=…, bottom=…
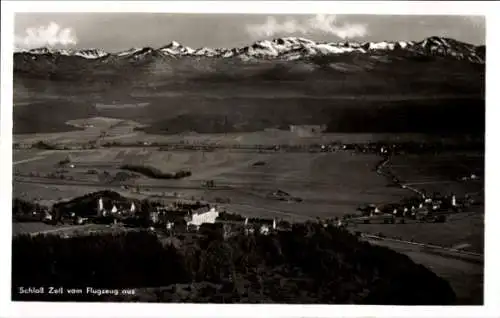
left=160, top=41, right=195, bottom=55
left=74, top=49, right=109, bottom=59
left=164, top=41, right=181, bottom=48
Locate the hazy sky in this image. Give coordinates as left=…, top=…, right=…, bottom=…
left=14, top=13, right=485, bottom=52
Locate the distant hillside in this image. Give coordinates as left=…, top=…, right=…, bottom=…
left=13, top=36, right=485, bottom=136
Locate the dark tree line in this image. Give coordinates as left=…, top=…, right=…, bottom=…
left=120, top=165, right=191, bottom=179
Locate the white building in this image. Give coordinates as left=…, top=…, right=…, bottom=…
left=44, top=211, right=52, bottom=221
left=260, top=225, right=270, bottom=235
left=258, top=218, right=277, bottom=235
left=97, top=197, right=104, bottom=216
left=187, top=207, right=219, bottom=228
left=150, top=211, right=160, bottom=224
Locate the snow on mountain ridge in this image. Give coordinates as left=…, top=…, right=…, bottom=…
left=25, top=47, right=108, bottom=59
left=74, top=49, right=109, bottom=59
left=18, top=36, right=484, bottom=63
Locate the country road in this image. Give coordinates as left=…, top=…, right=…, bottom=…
left=13, top=156, right=46, bottom=166
left=361, top=233, right=483, bottom=259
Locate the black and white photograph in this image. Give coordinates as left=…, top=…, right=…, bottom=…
left=1, top=1, right=499, bottom=317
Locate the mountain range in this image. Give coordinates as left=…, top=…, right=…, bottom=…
left=13, top=36, right=485, bottom=136
left=15, top=36, right=485, bottom=64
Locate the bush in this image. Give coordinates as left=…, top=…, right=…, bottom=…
left=32, top=141, right=56, bottom=150
left=217, top=211, right=244, bottom=222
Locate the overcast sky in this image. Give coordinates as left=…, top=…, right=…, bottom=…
left=14, top=13, right=485, bottom=52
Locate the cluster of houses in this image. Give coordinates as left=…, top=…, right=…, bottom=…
left=355, top=192, right=466, bottom=223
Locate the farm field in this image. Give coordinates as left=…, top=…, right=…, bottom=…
left=388, top=152, right=484, bottom=197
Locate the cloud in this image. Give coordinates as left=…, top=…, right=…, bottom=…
left=14, top=22, right=78, bottom=50
left=246, top=14, right=368, bottom=39
left=462, top=16, right=485, bottom=29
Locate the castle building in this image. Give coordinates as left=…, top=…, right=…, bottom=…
left=187, top=207, right=220, bottom=228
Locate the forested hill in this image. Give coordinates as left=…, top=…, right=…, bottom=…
left=12, top=222, right=456, bottom=304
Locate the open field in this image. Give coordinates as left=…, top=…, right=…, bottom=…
left=389, top=152, right=484, bottom=196
left=13, top=148, right=410, bottom=221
